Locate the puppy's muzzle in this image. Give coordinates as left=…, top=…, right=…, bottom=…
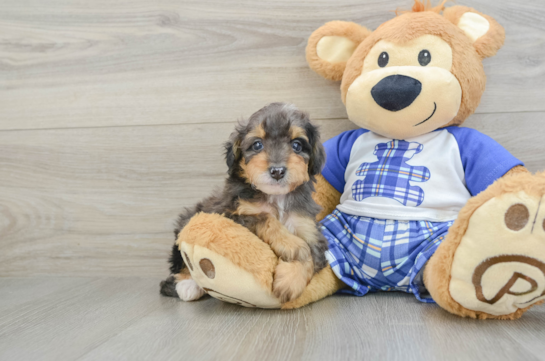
left=269, top=167, right=286, bottom=180
left=371, top=75, right=422, bottom=112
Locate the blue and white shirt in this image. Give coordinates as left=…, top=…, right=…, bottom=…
left=322, top=127, right=523, bottom=222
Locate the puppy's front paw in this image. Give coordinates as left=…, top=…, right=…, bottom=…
left=176, top=279, right=206, bottom=301
left=294, top=243, right=312, bottom=263
left=277, top=241, right=311, bottom=263
left=272, top=261, right=310, bottom=303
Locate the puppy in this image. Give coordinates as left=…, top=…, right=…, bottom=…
left=160, top=103, right=328, bottom=303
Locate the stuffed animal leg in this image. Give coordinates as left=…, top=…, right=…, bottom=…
left=178, top=212, right=280, bottom=308
left=177, top=175, right=345, bottom=309
left=425, top=169, right=545, bottom=319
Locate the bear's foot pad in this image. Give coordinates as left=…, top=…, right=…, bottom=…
left=450, top=191, right=545, bottom=316
left=180, top=241, right=282, bottom=309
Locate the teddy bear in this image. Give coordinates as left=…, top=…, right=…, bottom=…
left=175, top=0, right=545, bottom=319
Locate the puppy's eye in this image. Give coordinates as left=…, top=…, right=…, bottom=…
left=252, top=140, right=263, bottom=151
left=418, top=50, right=431, bottom=66
left=378, top=52, right=389, bottom=67
left=291, top=140, right=303, bottom=153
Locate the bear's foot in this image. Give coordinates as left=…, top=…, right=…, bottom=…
left=178, top=213, right=282, bottom=308
left=449, top=191, right=545, bottom=317
left=179, top=240, right=281, bottom=308
left=426, top=171, right=545, bottom=319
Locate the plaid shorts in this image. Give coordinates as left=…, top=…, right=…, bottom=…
left=321, top=209, right=453, bottom=303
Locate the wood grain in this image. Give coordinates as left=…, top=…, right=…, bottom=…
left=0, top=113, right=543, bottom=277
left=0, top=0, right=544, bottom=130
left=0, top=1, right=545, bottom=358
left=0, top=277, right=160, bottom=361
left=0, top=277, right=543, bottom=361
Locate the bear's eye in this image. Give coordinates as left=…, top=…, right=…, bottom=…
left=252, top=140, right=263, bottom=151
left=378, top=52, right=389, bottom=67
left=418, top=50, right=431, bottom=66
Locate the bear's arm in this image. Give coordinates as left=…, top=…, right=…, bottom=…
left=313, top=174, right=341, bottom=221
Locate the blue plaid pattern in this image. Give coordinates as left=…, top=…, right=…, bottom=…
left=321, top=209, right=453, bottom=303
left=352, top=140, right=431, bottom=207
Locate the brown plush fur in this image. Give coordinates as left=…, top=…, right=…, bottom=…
left=179, top=213, right=278, bottom=290
left=306, top=21, right=371, bottom=81
left=306, top=4, right=505, bottom=127
left=313, top=174, right=342, bottom=221
left=396, top=0, right=447, bottom=15
left=443, top=6, right=506, bottom=59
left=424, top=170, right=545, bottom=320
left=505, top=165, right=531, bottom=177
left=341, top=11, right=487, bottom=127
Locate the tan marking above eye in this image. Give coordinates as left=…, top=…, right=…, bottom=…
left=504, top=203, right=530, bottom=231
left=183, top=251, right=193, bottom=271
left=290, top=125, right=308, bottom=142
left=199, top=258, right=216, bottom=279
left=247, top=123, right=266, bottom=139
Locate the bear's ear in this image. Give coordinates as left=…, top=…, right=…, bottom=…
left=443, top=6, right=505, bottom=59
left=306, top=21, right=371, bottom=81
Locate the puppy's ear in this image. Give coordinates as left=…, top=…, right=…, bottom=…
left=224, top=131, right=243, bottom=174
left=306, top=21, right=371, bottom=81
left=305, top=122, right=326, bottom=177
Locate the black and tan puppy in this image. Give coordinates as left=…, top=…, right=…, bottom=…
left=160, top=103, right=328, bottom=303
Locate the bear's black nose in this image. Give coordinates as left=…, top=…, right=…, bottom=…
left=371, top=75, right=422, bottom=112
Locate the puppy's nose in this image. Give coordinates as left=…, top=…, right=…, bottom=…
left=269, top=167, right=286, bottom=180
left=371, top=75, right=422, bottom=112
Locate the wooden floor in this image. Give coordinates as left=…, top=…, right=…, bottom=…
left=1, top=0, right=545, bottom=359
left=1, top=277, right=545, bottom=361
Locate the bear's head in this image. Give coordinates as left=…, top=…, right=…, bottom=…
left=306, top=1, right=505, bottom=139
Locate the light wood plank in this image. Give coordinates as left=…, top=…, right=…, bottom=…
left=0, top=112, right=543, bottom=277
left=0, top=277, right=541, bottom=361
left=74, top=293, right=545, bottom=361
left=0, top=0, right=544, bottom=131
left=497, top=307, right=545, bottom=361
left=0, top=277, right=84, bottom=314
left=0, top=277, right=160, bottom=361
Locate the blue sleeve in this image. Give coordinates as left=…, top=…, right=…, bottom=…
left=322, top=129, right=368, bottom=193
left=446, top=127, right=524, bottom=196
